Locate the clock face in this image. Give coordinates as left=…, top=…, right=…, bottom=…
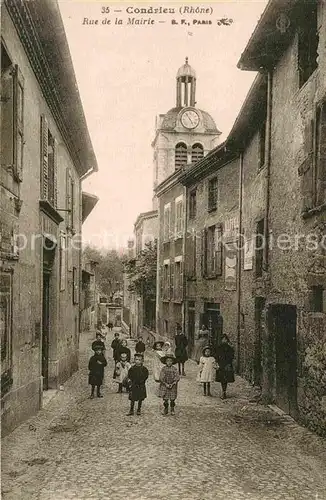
left=181, top=110, right=200, bottom=129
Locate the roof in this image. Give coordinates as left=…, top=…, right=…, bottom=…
left=179, top=142, right=238, bottom=187
left=134, top=210, right=158, bottom=230
left=237, top=0, right=299, bottom=71
left=5, top=0, right=98, bottom=178
left=82, top=192, right=99, bottom=223
left=176, top=58, right=196, bottom=79
left=227, top=73, right=267, bottom=149
left=160, top=107, right=221, bottom=134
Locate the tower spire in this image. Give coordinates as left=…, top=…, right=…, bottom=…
left=176, top=58, right=196, bottom=107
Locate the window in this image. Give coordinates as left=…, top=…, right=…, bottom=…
left=311, top=286, right=324, bottom=312
left=60, top=234, right=66, bottom=291
left=40, top=116, right=58, bottom=208
left=191, top=143, right=204, bottom=163
left=174, top=195, right=183, bottom=238
left=186, top=231, right=197, bottom=278
left=163, top=203, right=171, bottom=242
left=205, top=225, right=223, bottom=278
left=174, top=258, right=183, bottom=301
left=255, top=219, right=265, bottom=277
left=189, top=189, right=197, bottom=219
left=298, top=1, right=319, bottom=88
left=208, top=177, right=218, bottom=212
left=73, top=267, right=79, bottom=304
left=1, top=44, right=24, bottom=182
left=175, top=143, right=188, bottom=169
left=259, top=120, right=266, bottom=169
left=163, top=261, right=170, bottom=300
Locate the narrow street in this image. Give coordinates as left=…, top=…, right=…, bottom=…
left=2, top=329, right=326, bottom=500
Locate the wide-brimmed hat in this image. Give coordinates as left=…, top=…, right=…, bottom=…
left=153, top=340, right=164, bottom=350
left=202, top=345, right=212, bottom=355
left=160, top=353, right=177, bottom=365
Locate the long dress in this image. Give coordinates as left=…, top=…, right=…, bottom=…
left=174, top=334, right=188, bottom=363
left=193, top=330, right=210, bottom=363
left=158, top=366, right=180, bottom=400
left=215, top=343, right=235, bottom=383
left=114, top=361, right=131, bottom=386
left=153, top=349, right=165, bottom=382
left=197, top=356, right=217, bottom=383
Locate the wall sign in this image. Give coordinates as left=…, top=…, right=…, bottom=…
left=225, top=243, right=237, bottom=291
left=244, top=238, right=254, bottom=270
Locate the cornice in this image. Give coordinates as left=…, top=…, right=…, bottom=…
left=4, top=0, right=93, bottom=177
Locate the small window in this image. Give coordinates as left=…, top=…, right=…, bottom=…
left=175, top=143, right=188, bottom=169
left=163, top=204, right=171, bottom=242
left=311, top=286, right=324, bottom=312
left=175, top=196, right=183, bottom=238
left=191, top=143, right=204, bottom=164
left=255, top=219, right=265, bottom=277
left=208, top=177, right=218, bottom=212
left=298, top=1, right=319, bottom=88
left=189, top=190, right=197, bottom=219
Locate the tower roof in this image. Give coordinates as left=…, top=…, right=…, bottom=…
left=176, top=57, right=196, bottom=79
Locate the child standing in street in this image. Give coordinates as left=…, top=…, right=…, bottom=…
left=127, top=353, right=149, bottom=416
left=88, top=346, right=107, bottom=398
left=197, top=346, right=217, bottom=397
left=152, top=340, right=165, bottom=382
left=114, top=352, right=131, bottom=393
left=159, top=353, right=180, bottom=415
left=135, top=336, right=146, bottom=356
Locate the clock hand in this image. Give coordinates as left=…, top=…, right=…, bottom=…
left=187, top=115, right=194, bottom=126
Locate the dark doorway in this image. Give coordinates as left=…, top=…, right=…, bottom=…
left=254, top=297, right=265, bottom=387
left=202, top=303, right=222, bottom=356
left=187, top=302, right=195, bottom=356
left=270, top=304, right=298, bottom=417
left=42, top=272, right=50, bottom=390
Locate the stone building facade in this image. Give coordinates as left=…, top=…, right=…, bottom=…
left=1, top=0, right=98, bottom=435
left=236, top=0, right=326, bottom=435
left=154, top=60, right=221, bottom=339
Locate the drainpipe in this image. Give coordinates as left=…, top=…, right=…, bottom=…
left=264, top=71, right=273, bottom=271
left=237, top=152, right=244, bottom=374
left=182, top=185, right=188, bottom=334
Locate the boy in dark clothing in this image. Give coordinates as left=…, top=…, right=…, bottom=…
left=118, top=339, right=131, bottom=363
left=111, top=332, right=121, bottom=363
left=88, top=346, right=107, bottom=398
left=135, top=336, right=146, bottom=355
left=92, top=332, right=106, bottom=352
left=127, top=354, right=149, bottom=416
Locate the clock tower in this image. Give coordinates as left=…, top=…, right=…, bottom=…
left=152, top=58, right=221, bottom=205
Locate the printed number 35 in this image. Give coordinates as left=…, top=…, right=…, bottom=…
left=101, top=7, right=110, bottom=13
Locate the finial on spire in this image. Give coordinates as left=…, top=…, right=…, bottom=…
left=185, top=57, right=188, bottom=64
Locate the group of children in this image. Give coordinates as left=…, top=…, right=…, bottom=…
left=88, top=330, right=235, bottom=415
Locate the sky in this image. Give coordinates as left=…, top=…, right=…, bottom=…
left=58, top=0, right=269, bottom=251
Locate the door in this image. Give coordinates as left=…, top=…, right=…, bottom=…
left=254, top=297, right=265, bottom=387
left=42, top=272, right=50, bottom=391
left=203, top=303, right=222, bottom=356
left=271, top=304, right=298, bottom=417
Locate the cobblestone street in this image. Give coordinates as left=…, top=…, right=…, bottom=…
left=2, top=329, right=326, bottom=500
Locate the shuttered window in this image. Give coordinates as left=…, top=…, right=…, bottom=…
left=208, top=177, right=218, bottom=212
left=175, top=195, right=183, bottom=238
left=40, top=116, right=58, bottom=208
left=174, top=258, right=183, bottom=301
left=175, top=143, right=187, bottom=169
left=1, top=47, right=24, bottom=182
left=189, top=189, right=197, bottom=219
left=163, top=203, right=171, bottom=242
left=66, top=169, right=75, bottom=231
left=191, top=143, right=204, bottom=164
left=298, top=1, right=319, bottom=88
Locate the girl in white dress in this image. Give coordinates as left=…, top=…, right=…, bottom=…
left=197, top=346, right=217, bottom=396
left=152, top=341, right=165, bottom=382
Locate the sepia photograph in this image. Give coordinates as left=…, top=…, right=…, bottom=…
left=1, top=0, right=326, bottom=498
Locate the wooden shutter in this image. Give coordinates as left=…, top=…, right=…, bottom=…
left=170, top=262, right=174, bottom=300
left=66, top=168, right=72, bottom=228
left=1, top=66, right=14, bottom=171
left=53, top=138, right=58, bottom=208
left=160, top=265, right=164, bottom=297
left=201, top=229, right=207, bottom=277
left=180, top=260, right=184, bottom=301
left=40, top=115, right=49, bottom=200
left=298, top=118, right=314, bottom=211
left=215, top=225, right=223, bottom=276
left=13, top=65, right=24, bottom=182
